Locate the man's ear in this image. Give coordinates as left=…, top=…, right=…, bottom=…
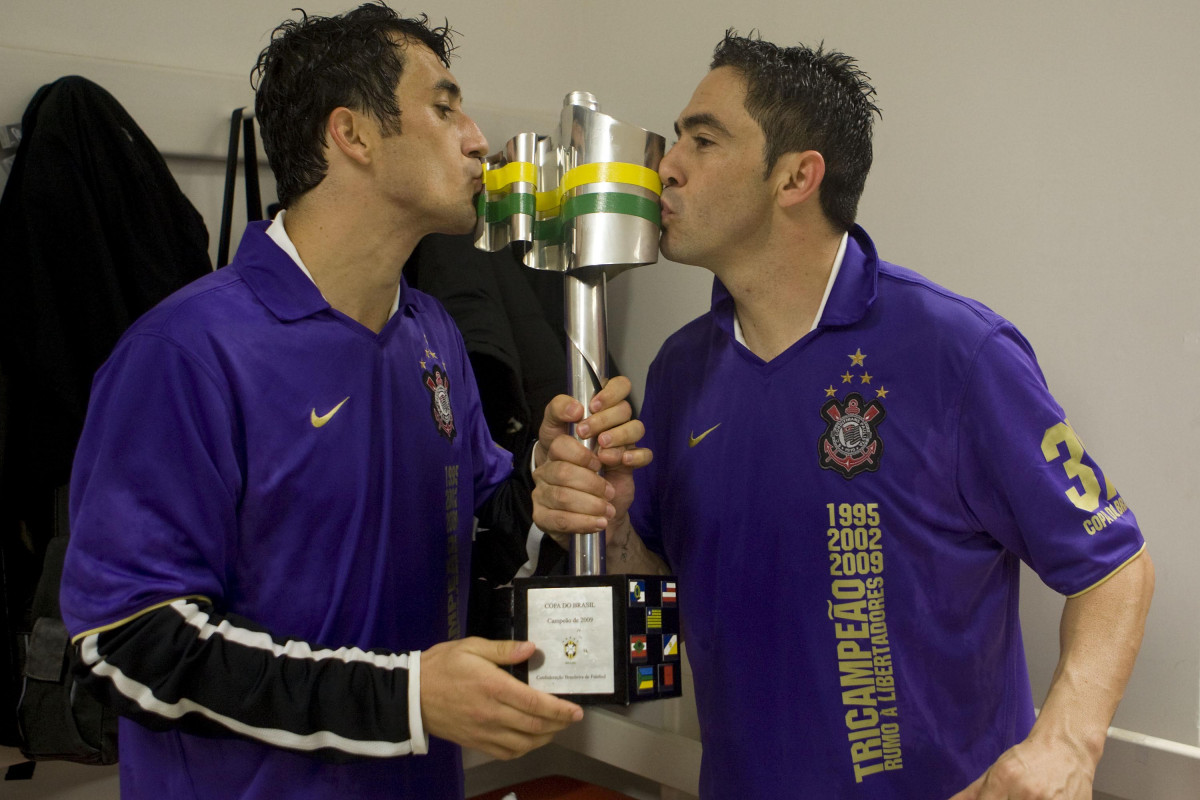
left=327, top=106, right=373, bottom=166
left=774, top=150, right=825, bottom=209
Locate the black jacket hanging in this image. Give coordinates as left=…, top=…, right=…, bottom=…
left=0, top=75, right=212, bottom=499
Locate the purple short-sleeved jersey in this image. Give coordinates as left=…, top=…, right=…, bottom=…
left=631, top=226, right=1144, bottom=798
left=61, top=222, right=512, bottom=799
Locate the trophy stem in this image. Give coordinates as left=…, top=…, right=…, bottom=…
left=565, top=271, right=608, bottom=576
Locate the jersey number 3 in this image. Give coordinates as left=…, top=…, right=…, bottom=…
left=1040, top=421, right=1116, bottom=513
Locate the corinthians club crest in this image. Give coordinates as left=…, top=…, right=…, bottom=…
left=423, top=365, right=456, bottom=441
left=819, top=392, right=886, bottom=478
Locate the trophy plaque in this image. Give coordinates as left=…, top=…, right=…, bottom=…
left=476, top=93, right=682, bottom=704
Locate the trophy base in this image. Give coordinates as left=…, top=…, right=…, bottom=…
left=509, top=574, right=682, bottom=705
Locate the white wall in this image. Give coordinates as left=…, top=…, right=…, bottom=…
left=2, top=0, right=1197, bottom=796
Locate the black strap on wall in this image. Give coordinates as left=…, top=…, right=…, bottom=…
left=241, top=116, right=263, bottom=227
left=216, top=108, right=264, bottom=268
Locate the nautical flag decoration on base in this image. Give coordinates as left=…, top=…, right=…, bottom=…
left=661, top=633, right=679, bottom=661
left=629, top=580, right=646, bottom=606
left=646, top=607, right=663, bottom=630
left=637, top=666, right=656, bottom=695
left=658, top=663, right=676, bottom=691
left=661, top=580, right=677, bottom=605
left=511, top=573, right=683, bottom=705
left=630, top=634, right=648, bottom=663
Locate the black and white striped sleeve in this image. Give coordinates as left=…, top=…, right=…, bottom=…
left=72, top=598, right=428, bottom=761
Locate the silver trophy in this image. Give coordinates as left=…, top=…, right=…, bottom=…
left=476, top=94, right=681, bottom=704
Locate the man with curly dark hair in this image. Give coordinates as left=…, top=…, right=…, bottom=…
left=58, top=4, right=648, bottom=798
left=599, top=31, right=1153, bottom=799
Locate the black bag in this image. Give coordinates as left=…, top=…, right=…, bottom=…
left=14, top=486, right=118, bottom=766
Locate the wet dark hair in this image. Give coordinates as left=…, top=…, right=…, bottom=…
left=711, top=31, right=880, bottom=232
left=252, top=2, right=456, bottom=207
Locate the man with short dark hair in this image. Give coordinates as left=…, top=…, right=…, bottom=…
left=59, top=5, right=646, bottom=799
left=586, top=31, right=1154, bottom=798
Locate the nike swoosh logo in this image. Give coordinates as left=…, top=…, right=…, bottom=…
left=310, top=397, right=349, bottom=428
left=688, top=423, right=721, bottom=448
